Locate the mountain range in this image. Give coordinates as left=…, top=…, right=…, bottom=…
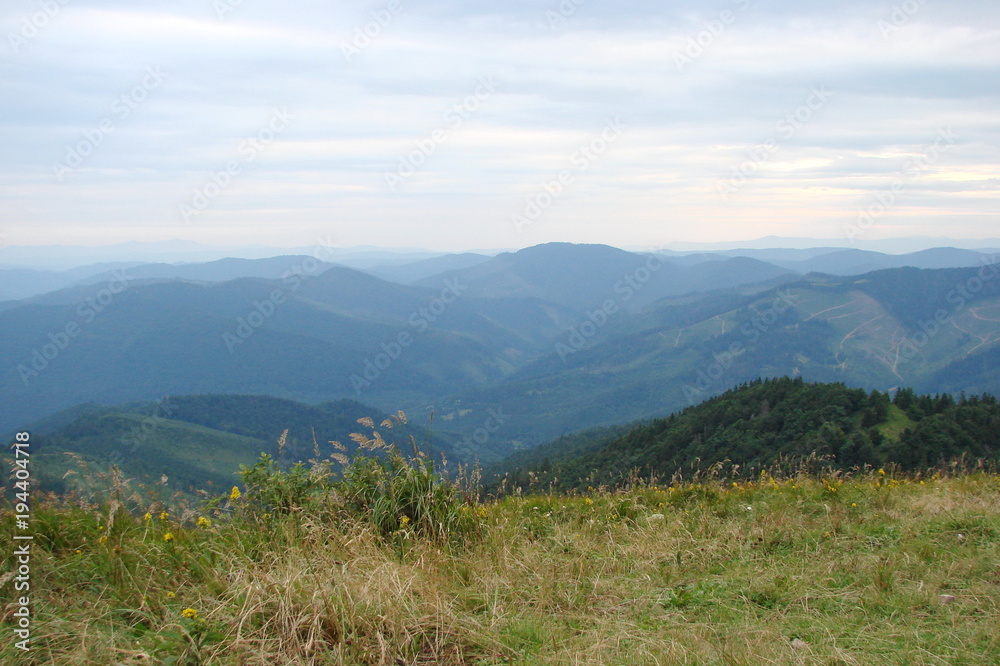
left=2, top=242, right=999, bottom=468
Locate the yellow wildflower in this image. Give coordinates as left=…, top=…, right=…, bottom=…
left=584, top=498, right=593, bottom=505
left=399, top=515, right=411, bottom=527
left=878, top=468, right=886, bottom=476
left=197, top=516, right=211, bottom=528
left=229, top=486, right=241, bottom=501
left=163, top=532, right=174, bottom=543
left=160, top=511, right=169, bottom=521
left=143, top=512, right=152, bottom=522
left=166, top=592, right=175, bottom=598
left=181, top=608, right=198, bottom=620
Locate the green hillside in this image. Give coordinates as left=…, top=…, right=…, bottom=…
left=30, top=413, right=267, bottom=496
left=495, top=378, right=1000, bottom=490
left=17, top=395, right=459, bottom=498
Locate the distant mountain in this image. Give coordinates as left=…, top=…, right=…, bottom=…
left=0, top=264, right=578, bottom=437
left=492, top=378, right=1000, bottom=490
left=713, top=247, right=847, bottom=262
left=663, top=235, right=1000, bottom=254
left=2, top=245, right=999, bottom=464
left=0, top=256, right=340, bottom=303
left=770, top=247, right=993, bottom=276
left=74, top=256, right=340, bottom=286
left=425, top=262, right=1000, bottom=447
left=366, top=253, right=493, bottom=284
left=0, top=241, right=449, bottom=272
left=302, top=248, right=444, bottom=270
left=0, top=268, right=78, bottom=302
left=414, top=243, right=795, bottom=312
left=0, top=240, right=242, bottom=271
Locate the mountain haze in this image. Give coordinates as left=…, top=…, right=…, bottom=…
left=2, top=243, right=999, bottom=463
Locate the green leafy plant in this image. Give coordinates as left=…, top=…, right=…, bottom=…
left=149, top=608, right=224, bottom=665
left=237, top=415, right=483, bottom=546
left=334, top=414, right=482, bottom=544
left=238, top=430, right=334, bottom=514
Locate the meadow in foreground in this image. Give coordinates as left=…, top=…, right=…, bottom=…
left=2, top=422, right=999, bottom=665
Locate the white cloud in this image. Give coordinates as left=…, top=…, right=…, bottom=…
left=0, top=0, right=997, bottom=249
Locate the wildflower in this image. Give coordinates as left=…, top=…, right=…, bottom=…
left=160, top=511, right=169, bottom=521
left=732, top=482, right=739, bottom=488
left=476, top=506, right=488, bottom=519
left=74, top=549, right=81, bottom=555
left=262, top=514, right=271, bottom=521
left=163, top=532, right=174, bottom=543
left=143, top=512, right=153, bottom=522
left=167, top=592, right=175, bottom=598
left=197, top=516, right=211, bottom=528
left=584, top=498, right=593, bottom=505
left=229, top=486, right=241, bottom=501
left=851, top=503, right=858, bottom=507
left=98, top=535, right=108, bottom=544
left=399, top=515, right=410, bottom=528
left=878, top=468, right=886, bottom=476
left=181, top=608, right=198, bottom=620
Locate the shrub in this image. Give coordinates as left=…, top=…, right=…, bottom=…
left=238, top=415, right=482, bottom=546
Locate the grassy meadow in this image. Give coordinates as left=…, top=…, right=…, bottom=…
left=2, top=436, right=1000, bottom=665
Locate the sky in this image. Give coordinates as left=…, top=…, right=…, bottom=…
left=0, top=0, right=998, bottom=252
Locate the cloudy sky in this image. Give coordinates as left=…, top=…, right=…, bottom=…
left=1, top=0, right=997, bottom=252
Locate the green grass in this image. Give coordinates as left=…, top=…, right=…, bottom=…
left=2, top=463, right=999, bottom=665
left=876, top=404, right=916, bottom=440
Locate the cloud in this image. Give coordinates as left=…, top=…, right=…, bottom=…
left=0, top=0, right=997, bottom=249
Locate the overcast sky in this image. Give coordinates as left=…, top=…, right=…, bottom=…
left=0, top=0, right=997, bottom=251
